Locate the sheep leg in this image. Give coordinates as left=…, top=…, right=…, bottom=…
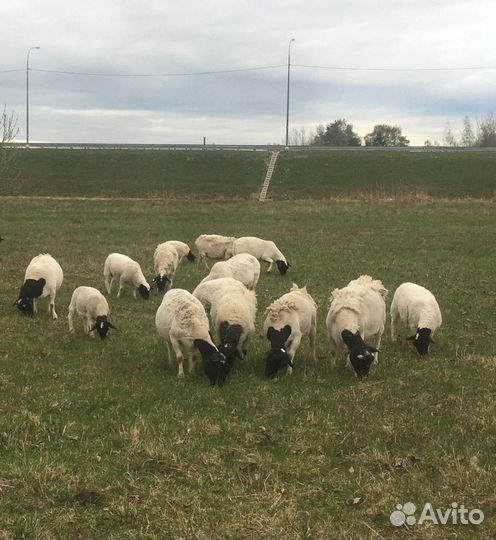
left=170, top=338, right=185, bottom=378
left=33, top=298, right=38, bottom=314
left=88, top=317, right=96, bottom=338
left=391, top=312, right=400, bottom=341
left=265, top=258, right=274, bottom=273
left=188, top=353, right=197, bottom=374
left=372, top=331, right=383, bottom=364
left=68, top=306, right=75, bottom=334
left=310, top=315, right=317, bottom=361
left=49, top=294, right=58, bottom=320
left=104, top=272, right=113, bottom=294
left=287, top=333, right=302, bottom=375
left=117, top=280, right=124, bottom=298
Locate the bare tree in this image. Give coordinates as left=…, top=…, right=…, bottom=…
left=460, top=116, right=475, bottom=147
left=0, top=106, right=20, bottom=193
left=443, top=122, right=457, bottom=146
left=289, top=126, right=311, bottom=146
left=476, top=114, right=496, bottom=147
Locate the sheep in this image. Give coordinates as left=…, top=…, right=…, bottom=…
left=153, top=243, right=180, bottom=292
left=199, top=253, right=261, bottom=290
left=194, top=234, right=236, bottom=270
left=193, top=277, right=257, bottom=371
left=103, top=253, right=151, bottom=299
left=162, top=240, right=196, bottom=264
left=391, top=282, right=442, bottom=355
left=14, top=254, right=63, bottom=319
left=232, top=236, right=289, bottom=275
left=68, top=286, right=116, bottom=339
left=325, top=275, right=387, bottom=379
left=155, top=288, right=228, bottom=386
left=262, top=283, right=317, bottom=378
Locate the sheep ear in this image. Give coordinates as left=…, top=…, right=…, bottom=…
left=368, top=346, right=379, bottom=353
left=281, top=325, right=292, bottom=340
left=266, top=326, right=276, bottom=340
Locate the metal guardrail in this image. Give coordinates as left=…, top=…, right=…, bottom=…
left=4, top=142, right=496, bottom=152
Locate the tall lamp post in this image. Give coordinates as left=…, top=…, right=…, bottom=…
left=26, top=46, right=41, bottom=148
left=284, top=38, right=295, bottom=148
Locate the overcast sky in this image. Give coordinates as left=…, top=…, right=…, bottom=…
left=1, top=0, right=495, bottom=145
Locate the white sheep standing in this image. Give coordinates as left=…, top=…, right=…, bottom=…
left=193, top=277, right=257, bottom=365
left=391, top=282, right=442, bottom=355
left=162, top=240, right=196, bottom=264
left=194, top=234, right=236, bottom=269
left=155, top=288, right=228, bottom=386
left=15, top=254, right=63, bottom=319
left=199, top=253, right=261, bottom=290
left=232, top=236, right=289, bottom=275
left=326, top=275, right=387, bottom=378
left=153, top=243, right=180, bottom=292
left=104, top=253, right=151, bottom=299
left=262, top=283, right=317, bottom=377
left=68, top=286, right=116, bottom=339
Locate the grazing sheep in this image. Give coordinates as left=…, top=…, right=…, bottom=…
left=232, top=236, right=289, bottom=275
left=68, top=286, right=116, bottom=339
left=193, top=277, right=257, bottom=372
left=326, top=275, right=387, bottom=379
left=391, top=282, right=442, bottom=355
left=155, top=288, right=228, bottom=386
left=15, top=254, right=63, bottom=319
left=262, top=283, right=317, bottom=378
left=153, top=243, right=180, bottom=292
left=199, top=253, right=261, bottom=290
left=194, top=234, right=236, bottom=269
left=162, top=240, right=196, bottom=263
left=104, top=253, right=151, bottom=299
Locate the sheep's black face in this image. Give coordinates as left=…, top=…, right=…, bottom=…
left=186, top=251, right=196, bottom=262
left=276, top=260, right=289, bottom=275
left=194, top=339, right=228, bottom=386
left=349, top=348, right=376, bottom=379
left=15, top=296, right=34, bottom=316
left=137, top=284, right=150, bottom=299
left=92, top=316, right=116, bottom=340
left=407, top=328, right=433, bottom=355
left=154, top=275, right=171, bottom=293
left=265, top=347, right=293, bottom=378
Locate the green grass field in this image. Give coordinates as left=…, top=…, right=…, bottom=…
left=4, top=148, right=496, bottom=199
left=1, top=197, right=495, bottom=539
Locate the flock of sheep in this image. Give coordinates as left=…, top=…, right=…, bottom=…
left=13, top=233, right=442, bottom=385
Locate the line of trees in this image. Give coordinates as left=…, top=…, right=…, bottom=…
left=290, top=114, right=496, bottom=147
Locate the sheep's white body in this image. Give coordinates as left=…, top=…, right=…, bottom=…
left=199, top=253, right=260, bottom=290
left=391, top=282, right=442, bottom=339
left=24, top=253, right=64, bottom=319
left=263, top=283, right=317, bottom=372
left=68, top=286, right=110, bottom=337
left=103, top=253, right=150, bottom=298
left=326, top=275, right=387, bottom=365
left=155, top=288, right=215, bottom=377
left=194, top=234, right=235, bottom=269
left=232, top=236, right=287, bottom=273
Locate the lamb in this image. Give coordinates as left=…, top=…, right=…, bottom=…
left=391, top=282, right=442, bottom=355
left=103, top=253, right=151, bottom=299
left=262, top=283, right=317, bottom=378
left=155, top=288, right=228, bottom=386
left=194, top=234, right=236, bottom=269
left=162, top=240, right=196, bottom=264
left=326, top=275, right=387, bottom=379
left=153, top=243, right=180, bottom=292
left=232, top=236, right=289, bottom=275
left=199, top=253, right=261, bottom=290
left=68, top=286, right=116, bottom=339
left=15, top=254, right=63, bottom=319
left=193, top=277, right=257, bottom=372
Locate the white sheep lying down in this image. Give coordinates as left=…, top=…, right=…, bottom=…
left=199, top=253, right=261, bottom=290
left=15, top=253, right=63, bottom=319
left=194, top=234, right=236, bottom=269
left=326, top=275, right=387, bottom=379
left=155, top=288, right=228, bottom=386
left=104, top=253, right=151, bottom=299
left=193, top=277, right=257, bottom=365
left=391, top=282, right=442, bottom=355
left=262, top=283, right=317, bottom=377
left=153, top=243, right=180, bottom=292
left=68, top=286, right=116, bottom=339
left=232, top=236, right=289, bottom=275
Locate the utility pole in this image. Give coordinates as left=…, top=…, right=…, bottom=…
left=285, top=38, right=295, bottom=148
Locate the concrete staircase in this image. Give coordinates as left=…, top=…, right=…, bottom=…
left=258, top=151, right=280, bottom=202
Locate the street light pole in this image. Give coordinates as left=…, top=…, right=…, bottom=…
left=26, top=46, right=40, bottom=148
left=285, top=38, right=295, bottom=148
